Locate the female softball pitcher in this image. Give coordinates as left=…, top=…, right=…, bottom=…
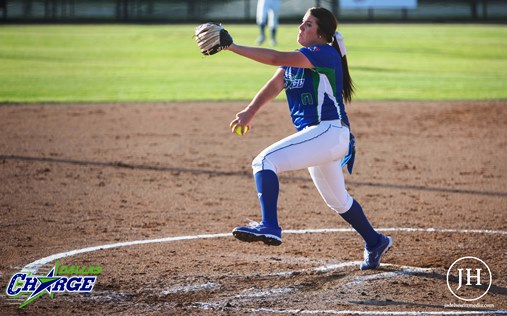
left=228, top=7, right=393, bottom=270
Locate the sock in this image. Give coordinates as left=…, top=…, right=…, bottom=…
left=254, top=170, right=279, bottom=228
left=340, top=199, right=381, bottom=250
left=271, top=28, right=277, bottom=40
left=259, top=24, right=266, bottom=37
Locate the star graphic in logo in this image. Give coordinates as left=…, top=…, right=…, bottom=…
left=20, top=268, right=61, bottom=308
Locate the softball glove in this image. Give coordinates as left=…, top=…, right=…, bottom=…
left=194, top=22, right=233, bottom=56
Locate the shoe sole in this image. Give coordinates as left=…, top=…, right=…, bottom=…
left=232, top=230, right=282, bottom=246
left=382, top=236, right=394, bottom=258
left=360, top=236, right=393, bottom=270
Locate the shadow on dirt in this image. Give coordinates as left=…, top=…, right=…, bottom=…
left=2, top=154, right=506, bottom=198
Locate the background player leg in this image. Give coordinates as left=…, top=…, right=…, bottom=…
left=257, top=24, right=266, bottom=45
left=256, top=0, right=268, bottom=45
left=270, top=27, right=277, bottom=46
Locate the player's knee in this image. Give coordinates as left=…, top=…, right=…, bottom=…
left=252, top=154, right=277, bottom=174
left=326, top=194, right=354, bottom=214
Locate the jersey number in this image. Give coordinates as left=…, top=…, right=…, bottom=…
left=301, top=93, right=314, bottom=106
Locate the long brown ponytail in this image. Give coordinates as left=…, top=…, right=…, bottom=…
left=332, top=39, right=355, bottom=104
left=308, top=7, right=355, bottom=104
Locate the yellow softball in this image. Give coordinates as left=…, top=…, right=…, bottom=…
left=233, top=124, right=249, bottom=136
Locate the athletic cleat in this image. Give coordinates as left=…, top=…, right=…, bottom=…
left=360, top=235, right=393, bottom=270
left=232, top=223, right=282, bottom=246
left=256, top=34, right=266, bottom=45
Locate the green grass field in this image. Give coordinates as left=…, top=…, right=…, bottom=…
left=0, top=24, right=506, bottom=103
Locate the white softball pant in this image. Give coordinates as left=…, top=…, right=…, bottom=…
left=256, top=0, right=281, bottom=28
left=252, top=119, right=354, bottom=214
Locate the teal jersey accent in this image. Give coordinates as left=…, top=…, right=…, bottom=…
left=283, top=44, right=349, bottom=131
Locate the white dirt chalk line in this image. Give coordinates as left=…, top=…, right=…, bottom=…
left=284, top=227, right=507, bottom=235
left=151, top=261, right=431, bottom=297
left=274, top=261, right=432, bottom=278
left=22, top=227, right=506, bottom=274
left=193, top=305, right=507, bottom=315
left=21, top=233, right=230, bottom=273
left=161, top=282, right=220, bottom=295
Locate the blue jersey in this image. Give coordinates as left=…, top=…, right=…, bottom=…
left=283, top=44, right=349, bottom=131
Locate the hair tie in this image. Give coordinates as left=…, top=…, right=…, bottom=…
left=333, top=32, right=347, bottom=57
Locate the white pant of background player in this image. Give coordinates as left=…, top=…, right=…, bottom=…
left=256, top=0, right=281, bottom=29
left=252, top=119, right=354, bottom=214
left=256, top=0, right=281, bottom=45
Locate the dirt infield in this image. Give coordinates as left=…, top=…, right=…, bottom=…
left=0, top=101, right=506, bottom=315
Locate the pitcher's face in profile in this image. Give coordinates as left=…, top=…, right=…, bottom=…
left=298, top=13, right=323, bottom=47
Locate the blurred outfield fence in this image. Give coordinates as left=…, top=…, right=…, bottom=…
left=0, top=0, right=506, bottom=23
